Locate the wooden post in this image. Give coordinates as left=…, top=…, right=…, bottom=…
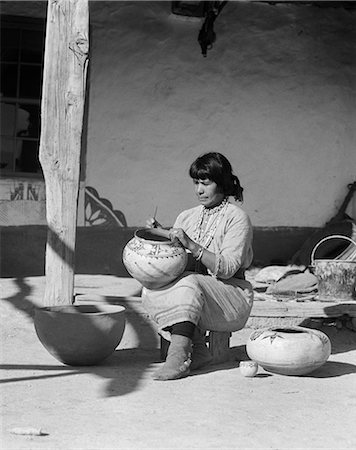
left=39, top=0, right=89, bottom=305
left=208, top=331, right=231, bottom=364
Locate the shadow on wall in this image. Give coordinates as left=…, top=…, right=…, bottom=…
left=1, top=225, right=325, bottom=278
left=1, top=184, right=131, bottom=277
left=6, top=184, right=351, bottom=277
left=85, top=186, right=127, bottom=228
left=6, top=184, right=354, bottom=277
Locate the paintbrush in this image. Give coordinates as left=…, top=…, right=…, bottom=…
left=153, top=205, right=158, bottom=224
left=149, top=205, right=171, bottom=239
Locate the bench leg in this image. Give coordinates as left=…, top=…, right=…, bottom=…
left=208, top=331, right=231, bottom=364
left=160, top=336, right=170, bottom=361
left=160, top=331, right=231, bottom=365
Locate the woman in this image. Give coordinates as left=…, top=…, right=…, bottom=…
left=143, top=152, right=253, bottom=381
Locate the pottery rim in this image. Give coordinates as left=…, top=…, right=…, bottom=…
left=134, top=227, right=175, bottom=245
left=35, top=304, right=126, bottom=315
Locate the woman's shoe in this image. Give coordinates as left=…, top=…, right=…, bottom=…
left=153, top=335, right=192, bottom=381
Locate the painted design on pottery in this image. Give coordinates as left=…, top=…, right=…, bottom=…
left=128, top=239, right=145, bottom=252
left=131, top=260, right=172, bottom=279
left=85, top=186, right=127, bottom=228
left=261, top=332, right=284, bottom=344
left=250, top=329, right=284, bottom=344
left=240, top=360, right=259, bottom=377
left=249, top=330, right=264, bottom=341
left=149, top=245, right=165, bottom=257
left=123, top=229, right=188, bottom=289
left=309, top=330, right=330, bottom=346
left=126, top=238, right=183, bottom=259
left=246, top=326, right=331, bottom=376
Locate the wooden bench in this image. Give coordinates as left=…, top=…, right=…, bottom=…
left=160, top=331, right=232, bottom=365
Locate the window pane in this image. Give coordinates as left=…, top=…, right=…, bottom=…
left=0, top=28, right=20, bottom=62
left=0, top=137, right=16, bottom=171
left=19, top=64, right=42, bottom=98
left=17, top=103, right=40, bottom=138
left=17, top=139, right=41, bottom=173
left=1, top=101, right=17, bottom=137
left=21, top=29, right=44, bottom=63
left=0, top=63, right=18, bottom=97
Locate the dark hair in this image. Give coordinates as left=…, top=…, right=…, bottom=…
left=189, top=152, right=244, bottom=202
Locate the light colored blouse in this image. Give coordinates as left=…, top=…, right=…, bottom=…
left=174, top=202, right=253, bottom=280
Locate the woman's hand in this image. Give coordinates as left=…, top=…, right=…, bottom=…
left=168, top=228, right=194, bottom=250
left=169, top=227, right=217, bottom=273
left=145, top=217, right=162, bottom=229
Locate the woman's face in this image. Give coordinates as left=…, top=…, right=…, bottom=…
left=193, top=178, right=225, bottom=208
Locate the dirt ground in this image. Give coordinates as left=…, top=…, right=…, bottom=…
left=1, top=275, right=356, bottom=450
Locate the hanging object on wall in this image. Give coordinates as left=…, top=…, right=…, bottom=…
left=171, top=1, right=207, bottom=17
left=171, top=1, right=228, bottom=57
left=198, top=1, right=227, bottom=57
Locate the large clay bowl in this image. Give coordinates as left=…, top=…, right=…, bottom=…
left=34, top=304, right=126, bottom=366
left=246, top=326, right=331, bottom=376
left=123, top=228, right=188, bottom=289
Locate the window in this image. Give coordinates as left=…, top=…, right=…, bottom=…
left=0, top=15, right=45, bottom=175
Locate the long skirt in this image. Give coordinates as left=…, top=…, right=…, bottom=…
left=141, top=272, right=254, bottom=341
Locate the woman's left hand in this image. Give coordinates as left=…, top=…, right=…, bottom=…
left=168, top=228, right=192, bottom=249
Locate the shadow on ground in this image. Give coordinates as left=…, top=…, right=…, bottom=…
left=2, top=278, right=356, bottom=395
left=300, top=318, right=356, bottom=354
left=1, top=278, right=158, bottom=396
left=310, top=360, right=356, bottom=377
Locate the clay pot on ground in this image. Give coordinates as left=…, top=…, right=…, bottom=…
left=239, top=360, right=259, bottom=377
left=34, top=304, right=126, bottom=366
left=246, top=326, right=331, bottom=376
left=123, top=228, right=188, bottom=289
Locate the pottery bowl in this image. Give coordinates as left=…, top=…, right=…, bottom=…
left=246, top=326, right=331, bottom=376
left=34, top=304, right=126, bottom=366
left=123, top=228, right=188, bottom=289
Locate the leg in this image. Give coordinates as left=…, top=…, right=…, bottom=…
left=153, top=321, right=194, bottom=381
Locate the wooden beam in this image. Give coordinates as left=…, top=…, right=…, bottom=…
left=39, top=0, right=89, bottom=305
left=251, top=300, right=356, bottom=318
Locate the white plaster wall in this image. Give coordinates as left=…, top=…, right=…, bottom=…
left=2, top=1, right=355, bottom=227
left=87, top=1, right=355, bottom=227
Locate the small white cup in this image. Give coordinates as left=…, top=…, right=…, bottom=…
left=240, top=360, right=258, bottom=377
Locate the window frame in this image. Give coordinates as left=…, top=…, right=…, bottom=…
left=1, top=14, right=45, bottom=178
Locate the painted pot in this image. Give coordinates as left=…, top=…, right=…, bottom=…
left=122, top=228, right=188, bottom=289
left=239, top=360, right=259, bottom=377
left=246, top=326, right=331, bottom=376
left=34, top=304, right=126, bottom=366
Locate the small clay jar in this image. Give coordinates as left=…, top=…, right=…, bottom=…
left=240, top=360, right=259, bottom=377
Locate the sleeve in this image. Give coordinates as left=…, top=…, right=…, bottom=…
left=173, top=211, right=185, bottom=229
left=173, top=209, right=194, bottom=232
left=213, top=210, right=253, bottom=279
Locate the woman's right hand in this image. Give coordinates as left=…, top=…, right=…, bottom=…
left=145, top=217, right=162, bottom=229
